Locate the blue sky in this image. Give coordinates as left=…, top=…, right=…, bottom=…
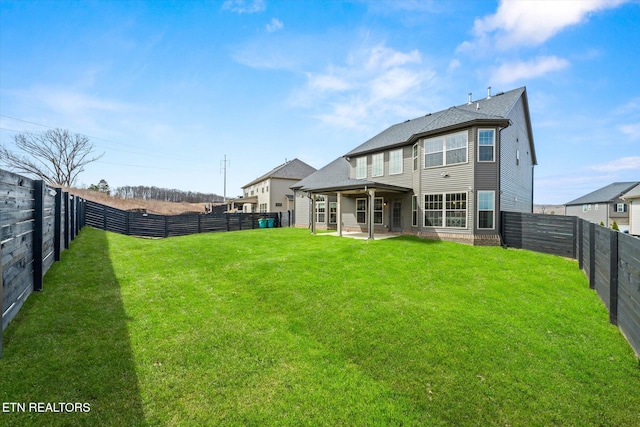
left=1, top=0, right=638, bottom=205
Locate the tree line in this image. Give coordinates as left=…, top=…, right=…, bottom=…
left=110, top=185, right=224, bottom=203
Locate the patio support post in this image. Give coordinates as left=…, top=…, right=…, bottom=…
left=310, top=194, right=316, bottom=234
left=368, top=188, right=375, bottom=240
left=337, top=191, right=343, bottom=236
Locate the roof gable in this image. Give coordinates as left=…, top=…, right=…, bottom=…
left=243, top=158, right=316, bottom=189
left=566, top=182, right=640, bottom=205
left=346, top=87, right=525, bottom=157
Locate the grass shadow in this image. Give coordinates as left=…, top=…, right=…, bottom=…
left=0, top=227, right=146, bottom=426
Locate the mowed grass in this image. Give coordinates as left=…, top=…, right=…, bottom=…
left=1, top=227, right=639, bottom=426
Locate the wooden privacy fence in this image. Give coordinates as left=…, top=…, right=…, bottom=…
left=1, top=169, right=85, bottom=357
left=85, top=199, right=293, bottom=238
left=502, top=211, right=640, bottom=358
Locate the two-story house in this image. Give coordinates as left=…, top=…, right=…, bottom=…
left=292, top=87, right=536, bottom=245
left=231, top=158, right=316, bottom=213
left=565, top=182, right=639, bottom=233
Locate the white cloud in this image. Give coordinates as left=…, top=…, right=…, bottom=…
left=266, top=18, right=283, bottom=33
left=294, top=43, right=436, bottom=131
left=222, top=0, right=265, bottom=14
left=492, top=56, right=570, bottom=85
left=461, top=0, right=628, bottom=51
left=620, top=123, right=640, bottom=140
left=590, top=156, right=640, bottom=172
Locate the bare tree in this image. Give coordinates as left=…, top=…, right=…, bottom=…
left=0, top=128, right=104, bottom=186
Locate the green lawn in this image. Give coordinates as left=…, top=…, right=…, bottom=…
left=1, top=227, right=639, bottom=426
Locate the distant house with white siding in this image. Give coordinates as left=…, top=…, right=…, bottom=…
left=622, top=183, right=640, bottom=236
left=230, top=158, right=316, bottom=213
left=291, top=86, right=537, bottom=245
left=565, top=182, right=639, bottom=232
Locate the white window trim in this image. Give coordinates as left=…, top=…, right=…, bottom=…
left=423, top=131, right=468, bottom=169
left=356, top=198, right=367, bottom=224
left=413, top=143, right=419, bottom=171
left=373, top=197, right=384, bottom=225
left=477, top=191, right=495, bottom=230
left=356, top=157, right=367, bottom=179
left=423, top=192, right=468, bottom=229
left=411, top=195, right=418, bottom=227
left=316, top=201, right=326, bottom=223
left=389, top=149, right=403, bottom=175
left=372, top=153, right=384, bottom=177
left=329, top=202, right=337, bottom=224
left=478, top=129, right=495, bottom=163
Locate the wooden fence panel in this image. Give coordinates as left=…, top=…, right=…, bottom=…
left=501, top=212, right=576, bottom=258
left=618, top=233, right=640, bottom=357
left=1, top=169, right=85, bottom=357
left=593, top=226, right=612, bottom=311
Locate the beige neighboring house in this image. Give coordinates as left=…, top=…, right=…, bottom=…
left=622, top=183, right=640, bottom=236
left=565, top=182, right=639, bottom=233
left=230, top=158, right=316, bottom=213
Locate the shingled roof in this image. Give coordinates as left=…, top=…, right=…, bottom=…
left=566, top=182, right=640, bottom=205
left=243, top=158, right=316, bottom=189
left=346, top=87, right=527, bottom=158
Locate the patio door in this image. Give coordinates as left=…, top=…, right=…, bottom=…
left=391, top=200, right=402, bottom=231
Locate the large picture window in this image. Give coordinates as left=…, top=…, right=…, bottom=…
left=356, top=157, right=367, bottom=179
left=424, top=131, right=468, bottom=168
left=477, top=191, right=495, bottom=229
left=372, top=153, right=384, bottom=177
left=424, top=192, right=467, bottom=228
left=374, top=197, right=384, bottom=224
left=478, top=129, right=495, bottom=162
left=390, top=149, right=403, bottom=175
left=356, top=198, right=367, bottom=223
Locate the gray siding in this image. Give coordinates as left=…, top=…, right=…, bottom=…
left=419, top=129, right=475, bottom=234
left=474, top=125, right=500, bottom=234
left=293, top=190, right=311, bottom=227
left=500, top=97, right=534, bottom=213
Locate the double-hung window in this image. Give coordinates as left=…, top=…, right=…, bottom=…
left=372, top=153, right=384, bottom=177
left=478, top=129, right=495, bottom=162
left=356, top=157, right=367, bottom=179
left=389, top=149, right=403, bottom=175
left=616, top=203, right=627, bottom=213
left=424, top=131, right=468, bottom=168
left=424, top=194, right=443, bottom=227
left=477, top=191, right=495, bottom=229
left=329, top=202, right=337, bottom=224
left=445, top=193, right=467, bottom=228
left=316, top=199, right=325, bottom=223
left=412, top=195, right=418, bottom=227
left=374, top=197, right=383, bottom=224
left=413, top=143, right=419, bottom=170
left=356, top=198, right=367, bottom=223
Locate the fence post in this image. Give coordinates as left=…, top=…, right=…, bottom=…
left=70, top=196, right=76, bottom=240
left=609, top=230, right=619, bottom=325
left=164, top=216, right=169, bottom=238
left=54, top=188, right=63, bottom=261
left=226, top=213, right=230, bottom=231
left=103, top=204, right=108, bottom=230
left=589, top=222, right=595, bottom=289
left=33, top=180, right=44, bottom=292
left=64, top=192, right=70, bottom=249
left=126, top=211, right=130, bottom=235
left=578, top=219, right=584, bottom=270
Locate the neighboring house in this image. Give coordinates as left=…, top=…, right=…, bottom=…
left=230, top=158, right=316, bottom=213
left=292, top=87, right=537, bottom=245
left=565, top=182, right=639, bottom=232
left=621, top=183, right=640, bottom=236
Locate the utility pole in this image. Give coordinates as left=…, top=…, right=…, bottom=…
left=220, top=155, right=230, bottom=208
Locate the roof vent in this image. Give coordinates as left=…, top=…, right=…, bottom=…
left=476, top=102, right=480, bottom=110
left=468, top=93, right=472, bottom=104
left=487, top=86, right=492, bottom=99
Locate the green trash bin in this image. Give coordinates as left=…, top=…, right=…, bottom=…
left=267, top=218, right=275, bottom=228
left=258, top=218, right=267, bottom=228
